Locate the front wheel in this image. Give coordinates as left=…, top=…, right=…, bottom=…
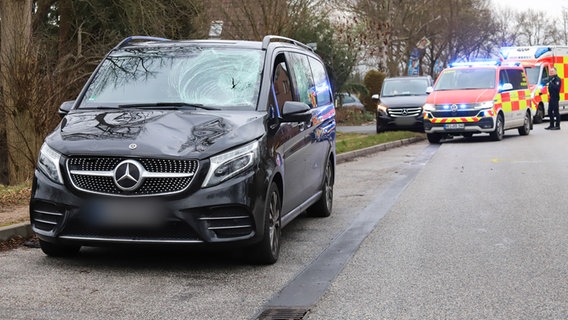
left=376, top=116, right=386, bottom=133
left=518, top=111, right=531, bottom=136
left=248, top=182, right=281, bottom=265
left=427, top=133, right=442, bottom=144
left=490, top=114, right=504, bottom=141
left=39, top=240, right=81, bottom=257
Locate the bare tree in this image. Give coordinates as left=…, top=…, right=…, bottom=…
left=0, top=0, right=35, bottom=184
left=515, top=9, right=559, bottom=45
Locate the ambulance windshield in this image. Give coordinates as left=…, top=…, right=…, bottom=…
left=435, top=68, right=496, bottom=91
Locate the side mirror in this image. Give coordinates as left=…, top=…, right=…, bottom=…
left=282, top=101, right=312, bottom=123
left=501, top=83, right=513, bottom=92
left=426, top=87, right=434, bottom=94
left=58, top=100, right=75, bottom=118
left=371, top=94, right=380, bottom=100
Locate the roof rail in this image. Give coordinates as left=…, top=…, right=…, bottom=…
left=113, top=36, right=170, bottom=50
left=261, top=35, right=314, bottom=52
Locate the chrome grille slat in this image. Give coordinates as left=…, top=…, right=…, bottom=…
left=208, top=225, right=253, bottom=230
left=34, top=210, right=64, bottom=217
left=389, top=106, right=423, bottom=117
left=66, top=157, right=199, bottom=196
left=34, top=219, right=58, bottom=225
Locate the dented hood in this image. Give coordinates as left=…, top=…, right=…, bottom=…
left=45, top=109, right=266, bottom=159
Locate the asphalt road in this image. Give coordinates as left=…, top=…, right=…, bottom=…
left=2, top=122, right=568, bottom=319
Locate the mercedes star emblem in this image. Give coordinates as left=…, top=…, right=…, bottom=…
left=113, top=160, right=144, bottom=191
left=451, top=104, right=458, bottom=112
left=129, top=143, right=137, bottom=150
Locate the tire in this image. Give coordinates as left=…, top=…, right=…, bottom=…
left=248, top=182, right=281, bottom=265
left=427, top=133, right=442, bottom=144
left=533, top=105, right=544, bottom=124
left=376, top=116, right=386, bottom=133
left=307, top=159, right=334, bottom=218
left=518, top=111, right=531, bottom=136
left=39, top=239, right=81, bottom=257
left=490, top=114, right=504, bottom=141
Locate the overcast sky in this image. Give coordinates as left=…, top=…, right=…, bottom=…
left=491, top=0, right=568, bottom=17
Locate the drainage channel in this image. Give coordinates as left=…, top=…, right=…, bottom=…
left=252, top=144, right=438, bottom=320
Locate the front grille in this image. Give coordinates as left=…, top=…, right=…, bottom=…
left=66, top=157, right=199, bottom=196
left=431, top=110, right=480, bottom=117
left=389, top=106, right=422, bottom=117
left=60, top=219, right=201, bottom=242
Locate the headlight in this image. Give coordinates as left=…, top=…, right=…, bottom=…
left=377, top=104, right=388, bottom=113
left=474, top=101, right=494, bottom=110
left=38, top=143, right=63, bottom=184
left=423, top=103, right=435, bottom=112
left=202, top=140, right=259, bottom=188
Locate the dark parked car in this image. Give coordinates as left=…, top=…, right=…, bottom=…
left=336, top=92, right=365, bottom=112
left=31, top=35, right=336, bottom=264
left=372, top=76, right=433, bottom=133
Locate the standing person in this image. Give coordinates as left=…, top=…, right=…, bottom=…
left=546, top=67, right=562, bottom=130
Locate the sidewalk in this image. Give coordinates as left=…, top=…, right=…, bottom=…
left=0, top=136, right=425, bottom=244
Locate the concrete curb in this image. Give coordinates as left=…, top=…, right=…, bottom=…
left=0, top=136, right=426, bottom=242
left=0, top=222, right=32, bottom=241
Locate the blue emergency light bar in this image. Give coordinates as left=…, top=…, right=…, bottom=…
left=449, top=60, right=500, bottom=68
left=535, top=47, right=552, bottom=58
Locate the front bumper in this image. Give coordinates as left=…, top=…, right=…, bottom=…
left=423, top=117, right=495, bottom=134
left=376, top=112, right=424, bottom=131
left=30, top=168, right=266, bottom=247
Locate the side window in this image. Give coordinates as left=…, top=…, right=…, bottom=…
left=499, top=70, right=509, bottom=89
left=288, top=53, right=315, bottom=107
left=308, top=57, right=333, bottom=107
left=272, top=54, right=293, bottom=115
left=542, top=66, right=550, bottom=85
left=506, top=69, right=527, bottom=90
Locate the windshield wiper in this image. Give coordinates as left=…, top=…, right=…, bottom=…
left=118, top=102, right=219, bottom=110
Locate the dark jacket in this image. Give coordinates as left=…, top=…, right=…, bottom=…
left=549, top=75, right=562, bottom=106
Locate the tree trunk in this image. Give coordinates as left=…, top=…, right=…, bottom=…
left=0, top=0, right=34, bottom=185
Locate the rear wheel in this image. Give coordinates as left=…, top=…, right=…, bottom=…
left=427, top=133, right=442, bottom=144
left=533, top=105, right=544, bottom=124
left=518, top=111, right=531, bottom=136
left=248, top=182, right=281, bottom=265
left=490, top=114, right=504, bottom=141
left=39, top=240, right=81, bottom=257
left=307, top=159, right=334, bottom=218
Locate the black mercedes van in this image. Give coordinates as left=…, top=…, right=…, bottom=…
left=30, top=35, right=336, bottom=264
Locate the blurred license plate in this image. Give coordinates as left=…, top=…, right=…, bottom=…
left=85, top=200, right=166, bottom=228
left=444, top=123, right=465, bottom=130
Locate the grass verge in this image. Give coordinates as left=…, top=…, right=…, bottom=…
left=0, top=183, right=31, bottom=209
left=336, top=131, right=424, bottom=154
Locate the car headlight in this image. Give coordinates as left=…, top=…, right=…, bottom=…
left=474, top=101, right=494, bottom=110
left=423, top=103, right=435, bottom=112
left=202, top=140, right=259, bottom=188
left=38, top=143, right=64, bottom=184
left=377, top=104, right=388, bottom=113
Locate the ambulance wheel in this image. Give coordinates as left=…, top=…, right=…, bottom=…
left=518, top=111, right=531, bottom=136
left=427, top=133, right=442, bottom=144
left=490, top=114, right=504, bottom=141
left=533, top=106, right=544, bottom=124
